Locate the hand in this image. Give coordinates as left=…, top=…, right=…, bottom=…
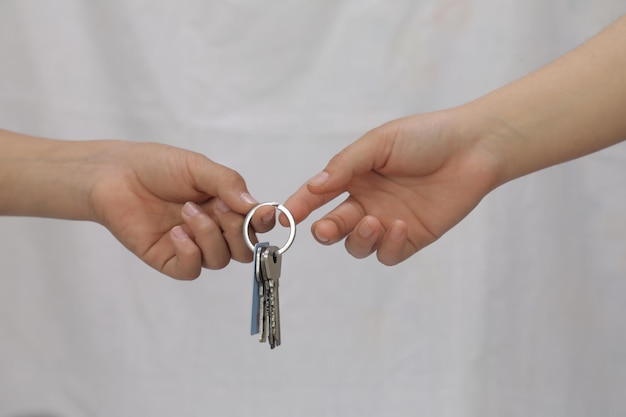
left=88, top=141, right=274, bottom=279
left=284, top=15, right=626, bottom=266
left=284, top=109, right=501, bottom=265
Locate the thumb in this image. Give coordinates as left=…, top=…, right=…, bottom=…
left=307, top=125, right=391, bottom=194
left=283, top=125, right=392, bottom=224
left=190, top=156, right=258, bottom=214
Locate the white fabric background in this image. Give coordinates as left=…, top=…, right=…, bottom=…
left=1, top=1, right=625, bottom=416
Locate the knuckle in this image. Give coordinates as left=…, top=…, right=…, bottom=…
left=204, top=254, right=231, bottom=270
left=227, top=241, right=253, bottom=263
left=187, top=151, right=213, bottom=168
left=193, top=216, right=220, bottom=235
left=222, top=215, right=244, bottom=233
left=218, top=168, right=244, bottom=186
left=325, top=214, right=348, bottom=236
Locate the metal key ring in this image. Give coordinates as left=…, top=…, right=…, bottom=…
left=242, top=201, right=296, bottom=256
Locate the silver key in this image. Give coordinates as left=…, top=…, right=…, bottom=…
left=243, top=202, right=295, bottom=349
left=259, top=247, right=271, bottom=344
left=258, top=246, right=270, bottom=343
left=262, top=246, right=282, bottom=349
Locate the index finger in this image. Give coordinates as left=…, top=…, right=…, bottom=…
left=282, top=124, right=395, bottom=226
left=282, top=183, right=343, bottom=225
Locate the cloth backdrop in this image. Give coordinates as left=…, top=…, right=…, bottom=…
left=0, top=1, right=625, bottom=416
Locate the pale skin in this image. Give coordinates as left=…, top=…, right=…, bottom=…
left=3, top=16, right=625, bottom=276
left=284, top=15, right=626, bottom=265
left=0, top=131, right=275, bottom=279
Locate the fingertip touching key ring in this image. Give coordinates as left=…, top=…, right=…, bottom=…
left=242, top=202, right=296, bottom=256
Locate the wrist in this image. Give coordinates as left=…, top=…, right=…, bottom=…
left=84, top=140, right=137, bottom=227
left=445, top=105, right=511, bottom=192
left=457, top=90, right=555, bottom=189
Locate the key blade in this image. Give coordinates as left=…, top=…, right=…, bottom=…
left=259, top=247, right=271, bottom=343
left=250, top=242, right=268, bottom=336
left=272, top=281, right=281, bottom=348
left=268, top=279, right=281, bottom=349
left=263, top=246, right=282, bottom=349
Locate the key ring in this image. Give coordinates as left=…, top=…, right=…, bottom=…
left=242, top=202, right=296, bottom=256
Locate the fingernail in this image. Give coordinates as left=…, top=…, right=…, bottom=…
left=215, top=199, right=231, bottom=213
left=171, top=225, right=188, bottom=240
left=314, top=229, right=330, bottom=243
left=307, top=171, right=329, bottom=187
left=358, top=220, right=374, bottom=239
left=183, top=202, right=201, bottom=217
left=240, top=192, right=257, bottom=205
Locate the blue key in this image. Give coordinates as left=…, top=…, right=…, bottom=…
left=251, top=242, right=269, bottom=335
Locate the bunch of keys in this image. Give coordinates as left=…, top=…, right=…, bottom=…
left=243, top=202, right=296, bottom=349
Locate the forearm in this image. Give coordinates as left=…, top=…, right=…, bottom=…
left=467, top=14, right=626, bottom=185
left=0, top=129, right=104, bottom=220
